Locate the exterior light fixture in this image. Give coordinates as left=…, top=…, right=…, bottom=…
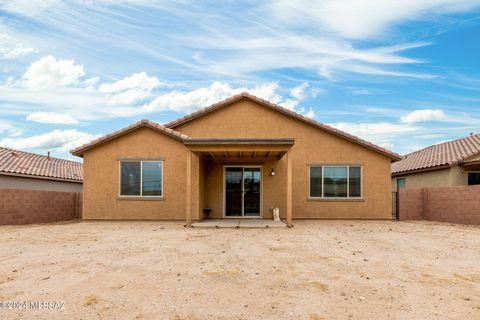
left=270, top=168, right=275, bottom=176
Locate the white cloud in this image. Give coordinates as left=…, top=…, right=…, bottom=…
left=0, top=129, right=98, bottom=152
left=146, top=81, right=285, bottom=113
left=0, top=33, right=34, bottom=59
left=401, top=109, right=446, bottom=124
left=268, top=0, right=480, bottom=40
left=331, top=122, right=418, bottom=150
left=0, top=122, right=23, bottom=137
left=22, top=55, right=85, bottom=88
left=290, top=82, right=309, bottom=100
left=0, top=0, right=62, bottom=17
left=26, top=112, right=79, bottom=124
left=145, top=81, right=314, bottom=117
left=99, top=72, right=162, bottom=105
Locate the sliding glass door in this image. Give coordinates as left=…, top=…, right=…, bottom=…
left=225, top=167, right=261, bottom=217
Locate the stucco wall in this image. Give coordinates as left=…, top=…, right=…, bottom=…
left=174, top=99, right=393, bottom=219
left=203, top=158, right=286, bottom=219
left=0, top=174, right=83, bottom=192
left=391, top=165, right=474, bottom=191
left=82, top=127, right=197, bottom=220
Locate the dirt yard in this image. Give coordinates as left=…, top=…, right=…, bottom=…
left=0, top=220, right=479, bottom=320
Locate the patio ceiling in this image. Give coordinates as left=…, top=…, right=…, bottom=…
left=184, top=138, right=294, bottom=160
left=184, top=138, right=294, bottom=161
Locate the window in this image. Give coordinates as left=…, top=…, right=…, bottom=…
left=120, top=161, right=163, bottom=196
left=468, top=172, right=480, bottom=185
left=396, top=178, right=406, bottom=189
left=309, top=165, right=362, bottom=198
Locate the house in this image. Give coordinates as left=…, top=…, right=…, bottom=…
left=391, top=133, right=480, bottom=191
left=0, top=147, right=83, bottom=192
left=71, top=92, right=401, bottom=226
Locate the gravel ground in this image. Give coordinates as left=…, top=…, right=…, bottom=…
left=0, top=220, right=479, bottom=320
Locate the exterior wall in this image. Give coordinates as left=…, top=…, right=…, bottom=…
left=82, top=127, right=197, bottom=220
left=203, top=158, right=286, bottom=219
left=0, top=174, right=83, bottom=192
left=398, top=186, right=480, bottom=225
left=391, top=168, right=452, bottom=191
left=174, top=99, right=393, bottom=219
left=391, top=164, right=476, bottom=191
left=0, top=188, right=82, bottom=225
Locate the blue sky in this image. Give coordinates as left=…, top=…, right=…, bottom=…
left=1, top=0, right=480, bottom=161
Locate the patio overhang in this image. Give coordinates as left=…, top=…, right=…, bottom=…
left=183, top=138, right=294, bottom=228
left=184, top=138, right=294, bottom=160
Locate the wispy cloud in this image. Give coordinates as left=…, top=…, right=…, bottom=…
left=267, top=0, right=480, bottom=39
left=26, top=112, right=79, bottom=124
left=401, top=109, right=446, bottom=124
left=0, top=129, right=98, bottom=151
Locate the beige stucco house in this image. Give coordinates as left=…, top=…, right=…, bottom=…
left=391, top=133, right=480, bottom=191
left=71, top=92, right=400, bottom=226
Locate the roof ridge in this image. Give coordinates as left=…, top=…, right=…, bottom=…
left=0, top=146, right=82, bottom=165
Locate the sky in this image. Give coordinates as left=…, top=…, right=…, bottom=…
left=1, top=0, right=480, bottom=161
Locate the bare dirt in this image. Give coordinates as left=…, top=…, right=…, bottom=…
left=0, top=220, right=479, bottom=319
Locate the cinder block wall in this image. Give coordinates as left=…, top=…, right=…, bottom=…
left=0, top=188, right=82, bottom=225
left=399, top=186, right=480, bottom=225
left=398, top=188, right=423, bottom=220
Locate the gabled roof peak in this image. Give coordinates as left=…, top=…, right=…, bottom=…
left=164, top=92, right=401, bottom=160
left=70, top=119, right=190, bottom=157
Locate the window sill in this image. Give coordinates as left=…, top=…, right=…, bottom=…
left=117, top=196, right=165, bottom=201
left=307, top=197, right=365, bottom=202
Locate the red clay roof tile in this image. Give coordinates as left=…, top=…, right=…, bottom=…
left=391, top=133, right=480, bottom=175
left=0, top=147, right=83, bottom=182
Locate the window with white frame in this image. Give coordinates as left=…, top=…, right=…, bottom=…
left=120, top=161, right=163, bottom=196
left=309, top=165, right=362, bottom=198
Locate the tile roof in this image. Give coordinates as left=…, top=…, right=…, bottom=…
left=391, top=133, right=480, bottom=175
left=70, top=119, right=191, bottom=157
left=0, top=147, right=83, bottom=182
left=164, top=92, right=401, bottom=161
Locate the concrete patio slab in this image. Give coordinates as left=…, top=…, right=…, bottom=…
left=191, top=219, right=287, bottom=228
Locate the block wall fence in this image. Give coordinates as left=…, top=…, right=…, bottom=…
left=0, top=188, right=82, bottom=225
left=398, top=185, right=480, bottom=225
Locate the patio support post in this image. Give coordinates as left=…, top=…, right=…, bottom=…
left=286, top=149, right=293, bottom=227
left=185, top=151, right=192, bottom=227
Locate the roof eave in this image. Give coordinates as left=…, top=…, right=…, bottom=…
left=391, top=163, right=451, bottom=177
left=0, top=171, right=83, bottom=183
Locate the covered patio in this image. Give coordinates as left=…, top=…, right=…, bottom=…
left=183, top=138, right=294, bottom=227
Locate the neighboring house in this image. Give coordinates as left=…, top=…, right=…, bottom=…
left=391, top=133, right=480, bottom=191
left=0, top=147, right=83, bottom=192
left=71, top=92, right=400, bottom=226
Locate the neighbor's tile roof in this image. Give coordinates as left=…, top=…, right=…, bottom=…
left=71, top=119, right=191, bottom=156
left=391, top=133, right=480, bottom=175
left=0, top=147, right=83, bottom=182
left=164, top=92, right=401, bottom=161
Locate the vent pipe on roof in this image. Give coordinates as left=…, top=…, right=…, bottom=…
left=47, top=151, right=51, bottom=159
